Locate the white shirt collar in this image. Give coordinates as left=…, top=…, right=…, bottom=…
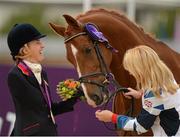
left=23, top=60, right=42, bottom=84
left=23, top=60, right=42, bottom=74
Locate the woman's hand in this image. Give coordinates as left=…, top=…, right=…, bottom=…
left=124, top=87, right=143, bottom=99
left=95, top=110, right=113, bottom=122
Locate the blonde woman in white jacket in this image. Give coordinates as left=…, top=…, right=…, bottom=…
left=95, top=45, right=180, bottom=136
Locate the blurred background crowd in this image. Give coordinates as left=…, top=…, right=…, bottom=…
left=0, top=0, right=180, bottom=136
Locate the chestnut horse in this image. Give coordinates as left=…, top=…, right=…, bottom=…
left=49, top=8, right=180, bottom=136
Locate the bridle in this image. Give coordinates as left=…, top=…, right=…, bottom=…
left=64, top=23, right=134, bottom=130
left=65, top=23, right=123, bottom=93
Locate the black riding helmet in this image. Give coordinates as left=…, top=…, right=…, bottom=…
left=7, top=23, right=46, bottom=60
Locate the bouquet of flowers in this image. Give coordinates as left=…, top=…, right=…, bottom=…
left=56, top=79, right=85, bottom=101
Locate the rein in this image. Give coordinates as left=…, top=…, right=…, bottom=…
left=64, top=23, right=134, bottom=131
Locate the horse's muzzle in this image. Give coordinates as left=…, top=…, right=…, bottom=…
left=90, top=87, right=109, bottom=106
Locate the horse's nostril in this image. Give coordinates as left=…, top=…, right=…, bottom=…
left=92, top=95, right=99, bottom=102
left=92, top=95, right=102, bottom=105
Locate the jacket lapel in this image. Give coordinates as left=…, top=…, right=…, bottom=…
left=17, top=61, right=40, bottom=90
left=17, top=61, right=52, bottom=108
left=41, top=70, right=50, bottom=93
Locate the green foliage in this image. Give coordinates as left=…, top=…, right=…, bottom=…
left=0, top=4, right=64, bottom=35
left=154, top=9, right=176, bottom=39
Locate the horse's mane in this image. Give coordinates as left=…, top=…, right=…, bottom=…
left=76, top=8, right=167, bottom=47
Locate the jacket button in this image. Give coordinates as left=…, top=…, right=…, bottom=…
left=48, top=114, right=50, bottom=118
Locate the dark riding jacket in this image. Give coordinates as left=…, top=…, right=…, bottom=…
left=7, top=61, right=78, bottom=136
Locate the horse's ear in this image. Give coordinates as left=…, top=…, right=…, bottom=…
left=49, top=22, right=66, bottom=37
left=63, top=14, right=80, bottom=28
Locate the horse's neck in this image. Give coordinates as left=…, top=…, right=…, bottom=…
left=94, top=14, right=148, bottom=87
left=78, top=10, right=180, bottom=84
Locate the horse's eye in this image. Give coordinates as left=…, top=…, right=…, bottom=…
left=85, top=47, right=92, bottom=54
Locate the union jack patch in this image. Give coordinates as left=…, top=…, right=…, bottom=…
left=144, top=99, right=152, bottom=108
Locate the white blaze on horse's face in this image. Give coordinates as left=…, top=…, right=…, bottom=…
left=70, top=44, right=97, bottom=107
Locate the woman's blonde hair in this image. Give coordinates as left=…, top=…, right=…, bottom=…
left=15, top=44, right=31, bottom=63
left=123, top=45, right=179, bottom=97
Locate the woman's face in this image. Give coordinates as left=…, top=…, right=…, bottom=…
left=27, top=39, right=45, bottom=63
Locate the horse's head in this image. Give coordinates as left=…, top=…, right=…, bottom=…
left=49, top=15, right=114, bottom=107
